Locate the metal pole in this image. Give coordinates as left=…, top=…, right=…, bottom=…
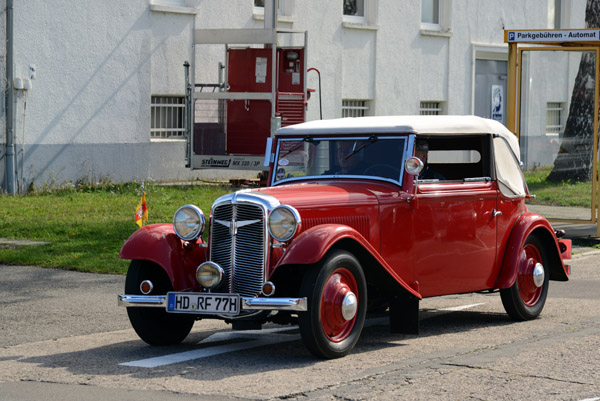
left=506, top=41, right=518, bottom=135
left=307, top=68, right=322, bottom=120
left=270, top=0, right=278, bottom=119
left=5, top=0, right=16, bottom=194
left=184, top=61, right=192, bottom=168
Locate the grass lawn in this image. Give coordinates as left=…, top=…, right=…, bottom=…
left=0, top=183, right=231, bottom=274
left=1, top=173, right=597, bottom=274
left=524, top=167, right=593, bottom=208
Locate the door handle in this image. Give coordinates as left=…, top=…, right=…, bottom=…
left=492, top=209, right=502, bottom=218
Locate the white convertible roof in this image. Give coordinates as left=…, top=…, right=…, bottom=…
left=276, top=115, right=520, bottom=157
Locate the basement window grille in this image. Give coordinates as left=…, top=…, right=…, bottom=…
left=151, top=96, right=185, bottom=139
left=546, top=102, right=564, bottom=136
left=342, top=100, right=370, bottom=118
left=420, top=101, right=443, bottom=115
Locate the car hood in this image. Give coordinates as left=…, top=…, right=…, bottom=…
left=253, top=180, right=399, bottom=209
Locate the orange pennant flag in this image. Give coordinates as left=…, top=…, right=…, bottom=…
left=135, top=192, right=148, bottom=228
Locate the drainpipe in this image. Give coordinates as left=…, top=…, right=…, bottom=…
left=5, top=0, right=16, bottom=194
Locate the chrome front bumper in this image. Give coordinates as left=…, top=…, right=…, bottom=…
left=118, top=294, right=307, bottom=312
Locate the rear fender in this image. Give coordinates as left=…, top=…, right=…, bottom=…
left=277, top=224, right=421, bottom=299
left=496, top=213, right=569, bottom=289
left=120, top=223, right=207, bottom=290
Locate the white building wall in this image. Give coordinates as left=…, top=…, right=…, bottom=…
left=2, top=0, right=201, bottom=190
left=0, top=0, right=591, bottom=191
left=13, top=1, right=150, bottom=188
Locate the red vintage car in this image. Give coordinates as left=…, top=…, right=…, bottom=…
left=118, top=115, right=571, bottom=359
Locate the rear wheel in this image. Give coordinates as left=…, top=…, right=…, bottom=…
left=125, top=260, right=195, bottom=345
left=298, top=250, right=367, bottom=359
left=500, top=235, right=549, bottom=321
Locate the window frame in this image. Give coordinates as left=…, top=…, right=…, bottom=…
left=271, top=135, right=409, bottom=187
left=546, top=101, right=564, bottom=138
left=421, top=0, right=441, bottom=30
left=420, top=0, right=451, bottom=34
left=420, top=101, right=444, bottom=115
left=343, top=0, right=368, bottom=24
left=342, top=99, right=370, bottom=118
left=150, top=95, right=186, bottom=140
left=254, top=0, right=292, bottom=21
left=416, top=134, right=492, bottom=184
left=548, top=0, right=565, bottom=29
left=149, top=0, right=198, bottom=14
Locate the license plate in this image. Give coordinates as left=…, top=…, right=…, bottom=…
left=166, top=292, right=240, bottom=315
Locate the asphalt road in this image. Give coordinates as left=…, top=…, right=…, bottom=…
left=1, top=249, right=600, bottom=401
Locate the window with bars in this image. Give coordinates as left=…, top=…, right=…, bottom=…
left=342, top=100, right=370, bottom=117
left=151, top=96, right=185, bottom=139
left=546, top=102, right=564, bottom=137
left=420, top=101, right=443, bottom=115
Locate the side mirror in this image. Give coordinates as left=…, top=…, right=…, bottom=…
left=405, top=157, right=424, bottom=176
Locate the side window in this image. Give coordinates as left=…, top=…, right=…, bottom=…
left=416, top=135, right=491, bottom=183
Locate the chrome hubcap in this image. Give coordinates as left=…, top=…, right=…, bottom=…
left=341, top=292, right=358, bottom=321
left=532, top=263, right=545, bottom=288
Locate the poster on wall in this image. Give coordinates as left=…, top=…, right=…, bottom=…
left=255, top=57, right=267, bottom=83
left=491, top=85, right=504, bottom=122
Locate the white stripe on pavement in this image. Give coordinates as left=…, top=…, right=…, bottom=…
left=120, top=327, right=299, bottom=368
left=120, top=302, right=485, bottom=368
left=440, top=303, right=485, bottom=312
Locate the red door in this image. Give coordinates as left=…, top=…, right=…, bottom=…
left=412, top=181, right=498, bottom=297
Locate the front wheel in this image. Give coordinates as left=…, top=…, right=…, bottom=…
left=298, top=250, right=367, bottom=359
left=125, top=260, right=195, bottom=345
left=500, top=235, right=549, bottom=321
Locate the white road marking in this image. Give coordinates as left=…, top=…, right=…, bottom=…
left=440, top=303, right=485, bottom=312
left=120, top=303, right=485, bottom=368
left=120, top=327, right=299, bottom=368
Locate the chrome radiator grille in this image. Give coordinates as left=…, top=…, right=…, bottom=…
left=210, top=202, right=266, bottom=297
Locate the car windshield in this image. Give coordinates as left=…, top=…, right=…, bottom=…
left=272, top=136, right=409, bottom=185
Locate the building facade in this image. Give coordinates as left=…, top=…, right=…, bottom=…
left=0, top=0, right=586, bottom=192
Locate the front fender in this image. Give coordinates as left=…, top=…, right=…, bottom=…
left=277, top=224, right=421, bottom=299
left=496, top=213, right=569, bottom=289
left=120, top=223, right=206, bottom=291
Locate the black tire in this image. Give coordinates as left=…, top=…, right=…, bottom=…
left=298, top=250, right=367, bottom=359
left=125, top=260, right=195, bottom=345
left=500, top=235, right=550, bottom=321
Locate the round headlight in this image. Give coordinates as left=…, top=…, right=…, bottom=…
left=268, top=205, right=300, bottom=242
left=173, top=205, right=205, bottom=241
left=405, top=157, right=424, bottom=176
left=196, top=262, right=223, bottom=289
